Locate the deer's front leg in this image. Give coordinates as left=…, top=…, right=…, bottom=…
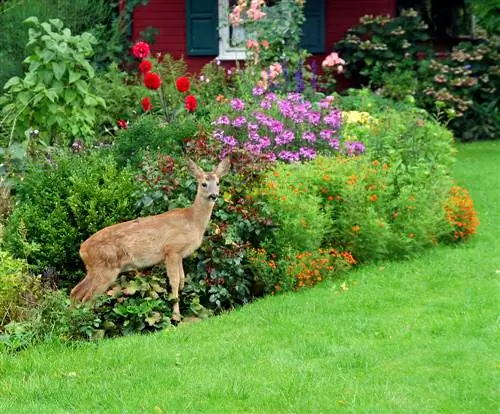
left=179, top=260, right=185, bottom=291
left=165, top=250, right=182, bottom=323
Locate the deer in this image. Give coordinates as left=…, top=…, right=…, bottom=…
left=70, top=157, right=231, bottom=323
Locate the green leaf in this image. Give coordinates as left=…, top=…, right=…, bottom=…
left=52, top=62, right=66, bottom=81
left=3, top=77, right=21, bottom=90
left=45, top=88, right=58, bottom=102
left=68, top=71, right=82, bottom=84
left=23, top=16, right=39, bottom=26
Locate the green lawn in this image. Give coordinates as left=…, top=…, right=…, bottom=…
left=0, top=141, right=498, bottom=414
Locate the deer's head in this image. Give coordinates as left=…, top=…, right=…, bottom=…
left=188, top=158, right=231, bottom=202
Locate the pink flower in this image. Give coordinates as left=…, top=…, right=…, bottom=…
left=322, top=52, right=345, bottom=68
left=132, top=42, right=151, bottom=59
left=246, top=39, right=259, bottom=49
left=261, top=40, right=270, bottom=49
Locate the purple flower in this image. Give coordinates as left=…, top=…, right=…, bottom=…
left=287, top=93, right=302, bottom=102
left=278, top=150, right=300, bottom=162
left=223, top=135, right=238, bottom=147
left=320, top=129, right=336, bottom=140
left=270, top=120, right=284, bottom=134
left=231, top=98, right=245, bottom=111
left=247, top=122, right=259, bottom=132
left=244, top=142, right=262, bottom=155
left=259, top=136, right=271, bottom=148
left=345, top=141, right=365, bottom=156
left=260, top=99, right=272, bottom=110
left=324, top=109, right=342, bottom=129
left=307, top=111, right=321, bottom=125
left=216, top=115, right=230, bottom=125
left=302, top=131, right=316, bottom=142
left=328, top=138, right=340, bottom=150
left=275, top=130, right=295, bottom=146
left=265, top=92, right=278, bottom=102
left=299, top=147, right=317, bottom=159
left=232, top=116, right=247, bottom=127
left=278, top=99, right=294, bottom=118
left=252, top=86, right=265, bottom=96
left=213, top=129, right=224, bottom=140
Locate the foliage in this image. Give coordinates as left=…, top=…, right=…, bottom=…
left=0, top=289, right=99, bottom=352
left=93, top=271, right=171, bottom=337
left=2, top=150, right=140, bottom=282
left=417, top=34, right=500, bottom=141
left=0, top=17, right=105, bottom=148
left=334, top=9, right=429, bottom=85
left=0, top=177, right=11, bottom=223
left=92, top=63, right=146, bottom=135
left=442, top=185, right=480, bottom=242
left=468, top=0, right=500, bottom=35
left=0, top=251, right=37, bottom=329
left=0, top=0, right=112, bottom=87
left=113, top=115, right=196, bottom=168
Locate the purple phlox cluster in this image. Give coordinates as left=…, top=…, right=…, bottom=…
left=231, top=98, right=245, bottom=111
left=252, top=86, right=265, bottom=96
left=232, top=115, right=247, bottom=127
left=324, top=109, right=342, bottom=129
left=299, top=147, right=317, bottom=159
left=307, top=111, right=321, bottom=125
left=344, top=141, right=366, bottom=156
left=279, top=150, right=300, bottom=162
left=278, top=99, right=294, bottom=118
left=223, top=135, right=238, bottom=147
left=275, top=130, right=295, bottom=146
left=328, top=138, right=340, bottom=150
left=260, top=99, right=272, bottom=109
left=216, top=115, right=230, bottom=125
left=287, top=92, right=303, bottom=102
left=302, top=131, right=316, bottom=142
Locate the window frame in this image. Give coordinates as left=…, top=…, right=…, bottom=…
left=217, top=0, right=247, bottom=60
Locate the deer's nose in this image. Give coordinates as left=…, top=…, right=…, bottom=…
left=208, top=194, right=218, bottom=201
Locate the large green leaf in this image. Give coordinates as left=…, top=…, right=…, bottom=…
left=52, top=62, right=66, bottom=81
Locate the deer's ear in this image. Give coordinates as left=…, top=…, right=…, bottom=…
left=187, top=158, right=204, bottom=178
left=214, top=157, right=231, bottom=178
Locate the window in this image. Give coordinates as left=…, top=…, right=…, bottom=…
left=218, top=0, right=247, bottom=60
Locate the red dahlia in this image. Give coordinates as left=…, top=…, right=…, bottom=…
left=141, top=97, right=152, bottom=111
left=139, top=60, right=152, bottom=74
left=143, top=72, right=162, bottom=90
left=132, top=41, right=151, bottom=59
left=184, top=95, right=197, bottom=112
left=176, top=76, right=190, bottom=93
left=117, top=119, right=128, bottom=129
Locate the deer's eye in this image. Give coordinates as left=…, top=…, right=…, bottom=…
left=202, top=182, right=207, bottom=188
left=216, top=182, right=219, bottom=186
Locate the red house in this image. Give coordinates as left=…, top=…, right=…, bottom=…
left=131, top=0, right=396, bottom=73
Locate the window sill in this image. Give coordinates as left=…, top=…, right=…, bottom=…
left=217, top=50, right=247, bottom=60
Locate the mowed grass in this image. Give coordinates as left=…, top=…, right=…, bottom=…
left=0, top=141, right=498, bottom=413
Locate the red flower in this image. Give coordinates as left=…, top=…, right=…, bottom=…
left=143, top=72, right=162, bottom=90
left=184, top=95, right=197, bottom=112
left=132, top=41, right=151, bottom=59
left=141, top=97, right=152, bottom=111
left=139, top=60, right=152, bottom=74
left=117, top=119, right=128, bottom=129
left=176, top=76, right=190, bottom=93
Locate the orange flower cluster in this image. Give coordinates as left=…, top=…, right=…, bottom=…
left=287, top=248, right=356, bottom=290
left=444, top=186, right=480, bottom=241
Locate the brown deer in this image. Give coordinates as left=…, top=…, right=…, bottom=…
left=70, top=157, right=231, bottom=322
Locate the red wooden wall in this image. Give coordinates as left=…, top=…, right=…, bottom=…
left=132, top=0, right=396, bottom=74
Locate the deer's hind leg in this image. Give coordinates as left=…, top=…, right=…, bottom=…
left=70, top=266, right=121, bottom=303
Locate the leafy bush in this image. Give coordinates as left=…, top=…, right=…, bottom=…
left=113, top=115, right=196, bottom=168
left=93, top=271, right=171, bottom=337
left=0, top=17, right=105, bottom=146
left=3, top=150, right=140, bottom=283
left=0, top=251, right=38, bottom=329
left=0, top=289, right=100, bottom=352
left=334, top=9, right=429, bottom=86
left=417, top=34, right=500, bottom=141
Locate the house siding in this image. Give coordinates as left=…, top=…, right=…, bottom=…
left=132, top=0, right=396, bottom=74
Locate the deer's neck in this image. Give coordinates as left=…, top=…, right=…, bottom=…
left=190, top=193, right=215, bottom=233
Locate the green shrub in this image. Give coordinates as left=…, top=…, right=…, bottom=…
left=93, top=270, right=172, bottom=337
left=0, top=17, right=105, bottom=146
left=113, top=115, right=197, bottom=168
left=334, top=9, right=429, bottom=86
left=0, top=289, right=100, bottom=352
left=3, top=150, right=140, bottom=283
left=417, top=34, right=500, bottom=141
left=0, top=251, right=38, bottom=329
